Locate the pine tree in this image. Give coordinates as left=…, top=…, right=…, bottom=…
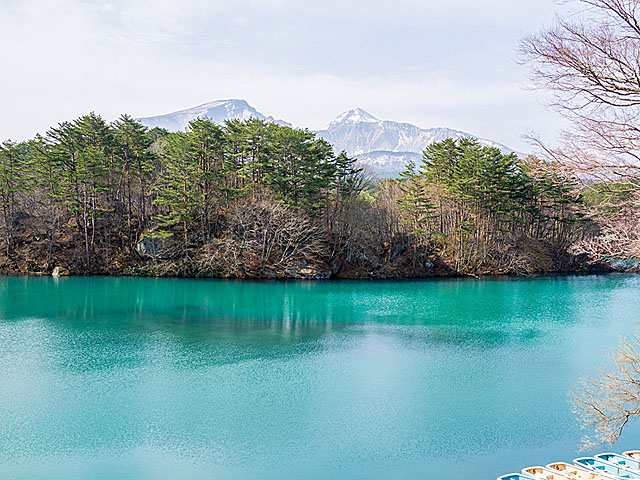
left=0, top=141, right=30, bottom=255
left=397, top=161, right=435, bottom=241
left=112, top=114, right=155, bottom=237
left=153, top=133, right=203, bottom=250
left=46, top=113, right=112, bottom=269
left=186, top=118, right=225, bottom=242
left=27, top=135, right=62, bottom=268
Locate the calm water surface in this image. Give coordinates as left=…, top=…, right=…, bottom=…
left=1, top=275, right=640, bottom=479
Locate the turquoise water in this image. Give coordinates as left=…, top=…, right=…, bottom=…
left=1, top=275, right=640, bottom=479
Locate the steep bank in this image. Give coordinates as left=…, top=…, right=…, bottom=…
left=0, top=214, right=616, bottom=279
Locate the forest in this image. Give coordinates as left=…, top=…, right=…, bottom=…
left=0, top=112, right=628, bottom=279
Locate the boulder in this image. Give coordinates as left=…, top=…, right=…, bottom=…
left=284, top=261, right=331, bottom=280
left=52, top=266, right=69, bottom=277
left=136, top=236, right=164, bottom=258
left=606, top=257, right=640, bottom=272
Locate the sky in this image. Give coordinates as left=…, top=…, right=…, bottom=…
left=0, top=0, right=569, bottom=151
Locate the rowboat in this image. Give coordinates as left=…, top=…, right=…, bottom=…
left=523, top=465, right=573, bottom=479
left=596, top=454, right=640, bottom=473
left=498, top=452, right=640, bottom=480
left=547, top=462, right=621, bottom=480
left=574, top=457, right=640, bottom=479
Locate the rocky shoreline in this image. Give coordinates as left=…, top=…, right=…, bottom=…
left=1, top=248, right=632, bottom=280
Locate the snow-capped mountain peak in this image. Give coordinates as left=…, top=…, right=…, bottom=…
left=331, top=108, right=379, bottom=125
left=137, top=99, right=291, bottom=131
left=317, top=110, right=519, bottom=177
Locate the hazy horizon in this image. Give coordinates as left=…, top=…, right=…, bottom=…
left=0, top=0, right=570, bottom=151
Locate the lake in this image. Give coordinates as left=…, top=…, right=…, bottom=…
left=1, top=275, right=639, bottom=479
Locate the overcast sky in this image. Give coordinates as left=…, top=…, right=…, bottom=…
left=0, top=0, right=568, bottom=151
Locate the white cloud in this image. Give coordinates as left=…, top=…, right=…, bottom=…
left=0, top=0, right=566, bottom=151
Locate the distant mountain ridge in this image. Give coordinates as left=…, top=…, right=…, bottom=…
left=316, top=107, right=516, bottom=177
left=137, top=99, right=291, bottom=131
left=137, top=100, right=518, bottom=177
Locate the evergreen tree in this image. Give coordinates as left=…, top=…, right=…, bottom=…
left=153, top=133, right=202, bottom=249
left=47, top=114, right=112, bottom=269
left=112, top=114, right=155, bottom=236
left=186, top=118, right=225, bottom=242
left=0, top=141, right=30, bottom=255
left=397, top=161, right=435, bottom=241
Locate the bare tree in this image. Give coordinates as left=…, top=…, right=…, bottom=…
left=522, top=0, right=640, bottom=259
left=199, top=194, right=329, bottom=278
left=572, top=188, right=640, bottom=260
left=573, top=334, right=640, bottom=448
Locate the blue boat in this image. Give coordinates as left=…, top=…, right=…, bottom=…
left=497, top=453, right=640, bottom=480
left=574, top=457, right=640, bottom=479
left=498, top=474, right=538, bottom=480
left=596, top=454, right=640, bottom=473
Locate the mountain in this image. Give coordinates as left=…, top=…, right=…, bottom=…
left=136, top=99, right=291, bottom=131
left=355, top=151, right=423, bottom=178
left=136, top=100, right=519, bottom=177
left=315, top=108, right=517, bottom=177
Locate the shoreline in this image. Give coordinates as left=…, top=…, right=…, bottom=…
left=1, top=267, right=629, bottom=281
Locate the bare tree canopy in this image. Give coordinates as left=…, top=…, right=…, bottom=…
left=522, top=0, right=640, bottom=262
left=574, top=335, right=640, bottom=448
left=522, top=0, right=640, bottom=175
